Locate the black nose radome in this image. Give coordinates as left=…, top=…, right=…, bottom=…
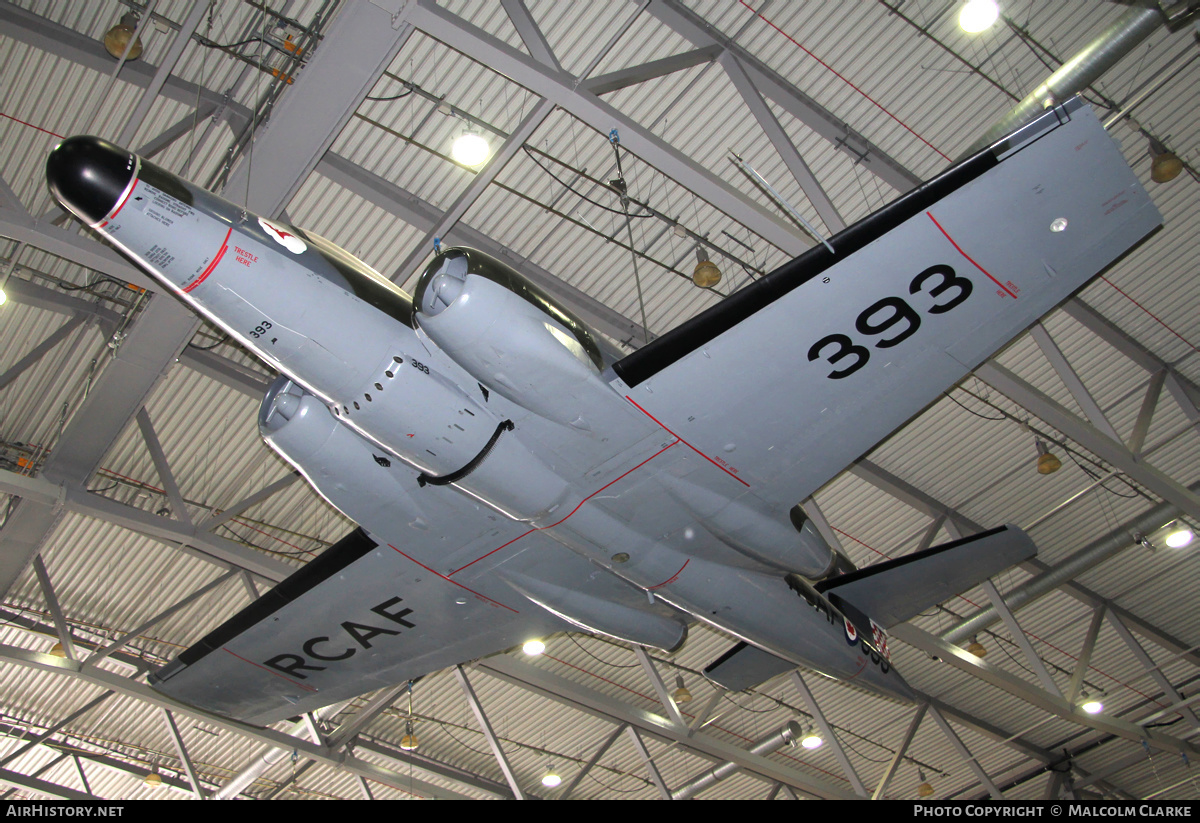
left=46, top=135, right=136, bottom=225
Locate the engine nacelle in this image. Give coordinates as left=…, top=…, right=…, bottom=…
left=259, top=377, right=429, bottom=531
left=414, top=248, right=617, bottom=429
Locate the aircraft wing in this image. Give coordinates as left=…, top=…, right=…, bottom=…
left=610, top=99, right=1161, bottom=511
left=148, top=395, right=686, bottom=726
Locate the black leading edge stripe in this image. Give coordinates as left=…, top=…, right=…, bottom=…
left=611, top=147, right=1000, bottom=388
left=151, top=528, right=380, bottom=681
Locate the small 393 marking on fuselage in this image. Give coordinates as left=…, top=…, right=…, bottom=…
left=261, top=595, right=415, bottom=679
left=807, top=263, right=973, bottom=380
left=248, top=319, right=273, bottom=339
left=410, top=359, right=431, bottom=375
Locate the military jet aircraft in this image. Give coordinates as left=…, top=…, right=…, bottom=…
left=45, top=96, right=1160, bottom=725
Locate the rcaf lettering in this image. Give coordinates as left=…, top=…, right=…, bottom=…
left=263, top=596, right=416, bottom=679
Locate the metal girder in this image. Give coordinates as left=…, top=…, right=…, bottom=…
left=1104, top=610, right=1200, bottom=731
left=634, top=646, right=687, bottom=731
left=1030, top=322, right=1123, bottom=443
left=114, top=1, right=211, bottom=149
left=351, top=736, right=516, bottom=800
left=976, top=361, right=1200, bottom=523
left=501, top=0, right=562, bottom=71
left=583, top=45, right=722, bottom=95
left=175, top=345, right=272, bottom=399
left=850, top=458, right=983, bottom=534
left=32, top=556, right=77, bottom=662
left=160, top=709, right=204, bottom=799
left=0, top=212, right=158, bottom=292
left=788, top=671, right=867, bottom=797
left=135, top=103, right=219, bottom=160
left=890, top=622, right=1200, bottom=756
left=0, top=641, right=459, bottom=798
left=0, top=691, right=113, bottom=769
left=198, top=473, right=299, bottom=532
left=0, top=314, right=87, bottom=391
left=645, top=0, right=922, bottom=193
left=981, top=579, right=1063, bottom=698
left=408, top=0, right=808, bottom=256
left=135, top=407, right=192, bottom=528
left=454, top=665, right=525, bottom=799
left=317, top=152, right=650, bottom=346
left=390, top=98, right=558, bottom=285
left=89, top=570, right=238, bottom=664
left=872, top=702, right=926, bottom=800
left=478, top=653, right=856, bottom=798
left=624, top=726, right=670, bottom=799
left=560, top=722, right=626, bottom=800
left=927, top=704, right=1004, bottom=799
left=0, top=765, right=100, bottom=801
left=0, top=469, right=294, bottom=581
left=0, top=1, right=251, bottom=130
left=1068, top=605, right=1107, bottom=705
left=718, top=51, right=845, bottom=233
left=220, top=1, right=414, bottom=218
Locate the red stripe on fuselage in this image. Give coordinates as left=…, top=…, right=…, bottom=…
left=446, top=438, right=680, bottom=577
left=183, top=226, right=232, bottom=293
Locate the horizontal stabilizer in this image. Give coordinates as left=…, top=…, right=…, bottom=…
left=816, top=525, right=1036, bottom=629
left=703, top=642, right=795, bottom=692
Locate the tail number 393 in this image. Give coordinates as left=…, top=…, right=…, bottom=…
left=807, top=264, right=972, bottom=380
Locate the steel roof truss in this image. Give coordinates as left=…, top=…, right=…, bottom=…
left=501, top=0, right=562, bottom=72
left=1104, top=609, right=1200, bottom=732
left=455, top=664, right=525, bottom=799
left=871, top=701, right=926, bottom=800
left=560, top=722, right=626, bottom=800
left=624, top=726, right=671, bottom=799
left=160, top=708, right=204, bottom=799
left=719, top=51, right=845, bottom=234
left=634, top=645, right=687, bottom=731
left=409, top=0, right=808, bottom=256
left=134, top=407, right=192, bottom=528
left=982, top=579, right=1064, bottom=698
left=927, top=704, right=1004, bottom=799
left=788, top=670, right=868, bottom=797
left=0, top=314, right=87, bottom=392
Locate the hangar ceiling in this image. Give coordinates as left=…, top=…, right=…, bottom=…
left=1, top=0, right=1200, bottom=800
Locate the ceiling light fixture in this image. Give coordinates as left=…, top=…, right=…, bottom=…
left=104, top=12, right=144, bottom=61
left=917, top=769, right=935, bottom=798
left=692, top=246, right=721, bottom=288
left=523, top=638, right=545, bottom=656
left=966, top=637, right=988, bottom=657
left=1080, top=693, right=1104, bottom=715
left=958, top=0, right=1000, bottom=33
left=1035, top=439, right=1062, bottom=475
left=672, top=674, right=693, bottom=704
left=800, top=728, right=823, bottom=749
left=451, top=125, right=490, bottom=167
left=400, top=718, right=419, bottom=751
left=1164, top=523, right=1194, bottom=549
left=541, top=766, right=562, bottom=788
left=1149, top=137, right=1183, bottom=183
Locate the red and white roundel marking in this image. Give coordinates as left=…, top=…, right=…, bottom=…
left=844, top=617, right=858, bottom=644
left=258, top=217, right=307, bottom=254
